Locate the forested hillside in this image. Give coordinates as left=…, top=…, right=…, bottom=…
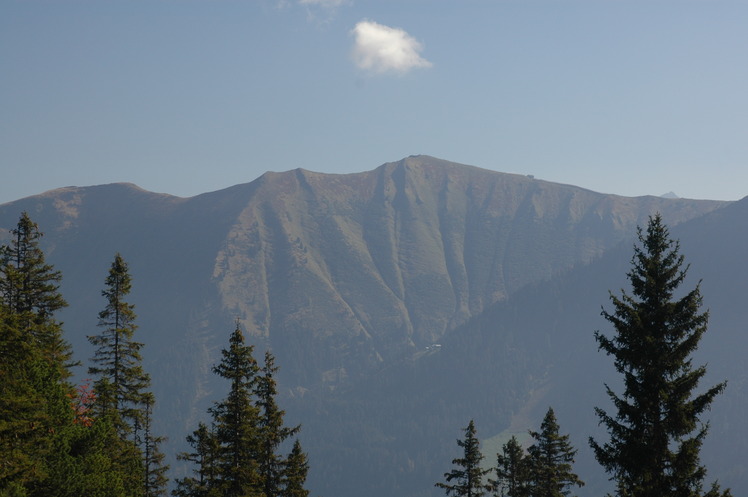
left=0, top=156, right=739, bottom=497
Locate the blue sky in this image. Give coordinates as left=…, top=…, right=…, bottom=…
left=2, top=0, right=747, bottom=204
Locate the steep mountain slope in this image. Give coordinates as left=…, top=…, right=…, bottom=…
left=379, top=195, right=748, bottom=496
left=0, top=156, right=730, bottom=496
left=203, top=155, right=726, bottom=390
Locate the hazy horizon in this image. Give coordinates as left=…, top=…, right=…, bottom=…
left=3, top=1, right=747, bottom=204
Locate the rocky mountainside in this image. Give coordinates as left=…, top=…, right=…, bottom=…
left=0, top=156, right=732, bottom=496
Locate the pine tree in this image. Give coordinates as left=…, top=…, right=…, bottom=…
left=0, top=213, right=74, bottom=494
left=143, top=394, right=169, bottom=497
left=209, top=323, right=262, bottom=497
left=177, top=323, right=311, bottom=497
left=0, top=309, right=48, bottom=491
left=283, top=439, right=310, bottom=497
left=88, top=253, right=151, bottom=432
left=590, top=214, right=730, bottom=497
left=0, top=212, right=71, bottom=373
left=40, top=409, right=140, bottom=497
left=87, top=253, right=165, bottom=494
left=174, top=422, right=220, bottom=497
left=489, top=436, right=529, bottom=497
left=256, top=350, right=300, bottom=497
left=1, top=214, right=142, bottom=497
left=526, top=408, right=583, bottom=497
left=436, top=420, right=492, bottom=497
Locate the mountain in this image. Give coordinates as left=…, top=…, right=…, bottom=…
left=0, top=156, right=734, bottom=496
left=409, top=194, right=748, bottom=496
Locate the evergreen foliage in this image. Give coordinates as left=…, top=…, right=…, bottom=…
left=283, top=440, right=310, bottom=497
left=210, top=324, right=262, bottom=497
left=0, top=212, right=71, bottom=374
left=436, top=420, right=492, bottom=497
left=590, top=214, right=730, bottom=497
left=0, top=310, right=48, bottom=490
left=87, top=252, right=167, bottom=494
left=0, top=213, right=67, bottom=326
left=0, top=214, right=146, bottom=496
left=174, top=423, right=220, bottom=497
left=256, top=351, right=301, bottom=497
left=175, top=323, right=309, bottom=497
left=0, top=213, right=74, bottom=494
left=489, top=436, right=529, bottom=497
left=143, top=394, right=169, bottom=497
left=88, top=253, right=151, bottom=430
left=39, top=411, right=140, bottom=497
left=526, top=408, right=584, bottom=497
left=486, top=409, right=582, bottom=497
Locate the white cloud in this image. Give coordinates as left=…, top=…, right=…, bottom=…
left=351, top=20, right=432, bottom=74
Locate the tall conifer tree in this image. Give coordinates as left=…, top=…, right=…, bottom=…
left=526, top=408, right=583, bottom=497
left=176, top=323, right=311, bottom=497
left=489, top=436, right=529, bottom=497
left=1, top=214, right=140, bottom=496
left=256, top=350, right=300, bottom=497
left=174, top=422, right=221, bottom=497
left=436, top=420, right=492, bottom=497
left=143, top=393, right=169, bottom=497
left=0, top=211, right=70, bottom=372
left=0, top=213, right=74, bottom=493
left=0, top=308, right=48, bottom=491
left=88, top=253, right=166, bottom=493
left=283, top=439, right=310, bottom=497
left=590, top=214, right=730, bottom=497
left=88, top=253, right=150, bottom=430
left=209, top=323, right=262, bottom=497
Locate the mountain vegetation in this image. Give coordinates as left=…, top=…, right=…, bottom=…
left=1, top=213, right=308, bottom=497
left=174, top=324, right=308, bottom=497
left=436, top=420, right=492, bottom=497
left=437, top=408, right=584, bottom=497
left=0, top=156, right=744, bottom=497
left=590, top=215, right=729, bottom=497
left=0, top=213, right=144, bottom=496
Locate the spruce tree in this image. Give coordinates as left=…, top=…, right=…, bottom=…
left=88, top=253, right=151, bottom=431
left=0, top=308, right=48, bottom=491
left=436, top=420, right=492, bottom=497
left=41, top=409, right=139, bottom=497
left=0, top=212, right=70, bottom=373
left=209, top=323, right=262, bottom=497
left=590, top=214, right=730, bottom=497
left=526, top=408, right=583, bottom=497
left=177, top=323, right=311, bottom=497
left=143, top=393, right=169, bottom=497
left=489, top=436, right=529, bottom=497
left=88, top=253, right=165, bottom=494
left=256, top=350, right=300, bottom=497
left=283, top=439, right=310, bottom=497
left=174, top=422, right=221, bottom=497
left=0, top=213, right=74, bottom=494
left=1, top=214, right=140, bottom=497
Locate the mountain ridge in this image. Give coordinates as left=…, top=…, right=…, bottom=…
left=0, top=155, right=735, bottom=497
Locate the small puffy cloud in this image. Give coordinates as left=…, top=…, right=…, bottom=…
left=351, top=20, right=432, bottom=74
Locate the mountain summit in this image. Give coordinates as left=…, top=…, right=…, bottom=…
left=0, top=156, right=734, bottom=497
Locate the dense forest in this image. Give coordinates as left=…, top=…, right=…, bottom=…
left=0, top=213, right=309, bottom=497
left=1, top=209, right=732, bottom=496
